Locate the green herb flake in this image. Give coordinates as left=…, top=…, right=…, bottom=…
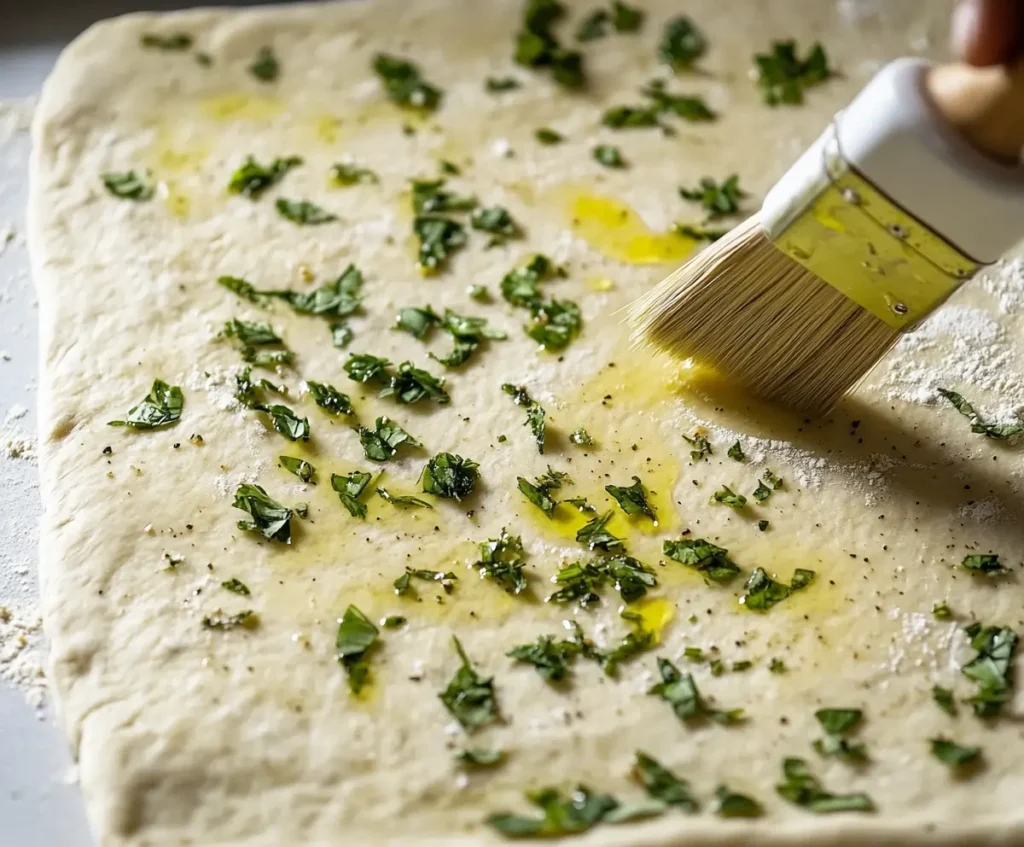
left=961, top=623, right=1017, bottom=717
left=612, top=1, right=644, bottom=32
left=576, top=510, right=624, bottom=552
left=202, top=609, right=258, bottom=631
left=663, top=537, right=740, bottom=584
left=603, top=623, right=655, bottom=676
left=101, top=171, right=154, bottom=201
left=632, top=752, right=698, bottom=812
left=331, top=471, right=372, bottom=519
left=329, top=322, right=353, bottom=348
left=414, top=215, right=468, bottom=272
left=673, top=222, right=728, bottom=242
left=514, top=0, right=586, bottom=90
left=345, top=353, right=392, bottom=384
left=659, top=16, right=707, bottom=71
left=335, top=605, right=378, bottom=694
left=395, top=305, right=441, bottom=339
left=372, top=53, right=443, bottom=111
left=270, top=264, right=364, bottom=318
left=931, top=738, right=981, bottom=767
left=727, top=441, right=745, bottom=461
left=757, top=519, right=770, bottom=532
left=486, top=76, right=521, bottom=92
left=641, top=80, right=716, bottom=121
left=217, top=275, right=266, bottom=305
left=755, top=41, right=833, bottom=106
left=382, top=361, right=449, bottom=405
left=221, top=317, right=282, bottom=346
left=526, top=298, right=582, bottom=349
left=605, top=476, right=656, bottom=521
left=546, top=561, right=605, bottom=607
left=411, top=178, right=476, bottom=214
left=535, top=127, right=564, bottom=145
left=260, top=404, right=310, bottom=442
left=502, top=383, right=546, bottom=452
left=359, top=416, right=420, bottom=462
left=601, top=104, right=661, bottom=130
left=376, top=487, right=432, bottom=509
left=141, top=32, right=193, bottom=51
left=458, top=747, right=507, bottom=767
left=331, top=162, right=379, bottom=186
left=933, top=601, right=953, bottom=620
left=593, top=145, right=625, bottom=168
left=221, top=578, right=251, bottom=596
left=422, top=452, right=479, bottom=500
left=517, top=466, right=568, bottom=518
left=649, top=658, right=744, bottom=724
left=394, top=567, right=457, bottom=596
left=232, top=483, right=292, bottom=543
left=381, top=615, right=406, bottom=628
left=682, top=431, right=712, bottom=462
left=303, top=381, right=353, bottom=417
left=485, top=784, right=627, bottom=838
left=439, top=636, right=499, bottom=731
left=741, top=567, right=814, bottom=612
left=569, top=427, right=593, bottom=446
left=249, top=45, right=279, bottom=82
left=471, top=206, right=522, bottom=243
left=680, top=175, right=745, bottom=220
left=228, top=155, right=302, bottom=199
left=769, top=658, right=787, bottom=674
left=813, top=708, right=867, bottom=763
left=432, top=309, right=507, bottom=368
left=933, top=684, right=957, bottom=716
left=508, top=634, right=578, bottom=681
left=476, top=528, right=529, bottom=595
left=275, top=198, right=337, bottom=225
left=279, top=455, right=315, bottom=483
left=711, top=485, right=747, bottom=509
left=604, top=556, right=657, bottom=603
left=576, top=9, right=609, bottom=41
left=775, top=757, right=875, bottom=813
left=108, top=379, right=183, bottom=429
left=960, top=553, right=1008, bottom=575
left=714, top=786, right=764, bottom=818
left=468, top=284, right=490, bottom=302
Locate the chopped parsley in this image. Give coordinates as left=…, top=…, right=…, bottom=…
left=475, top=528, right=529, bottom=595
left=422, top=452, right=479, bottom=500
left=141, top=32, right=193, bottom=51
left=682, top=431, right=712, bottom=462
left=202, top=610, right=258, bottom=631
left=933, top=601, right=953, bottom=620
left=576, top=510, right=623, bottom=552
left=259, top=404, right=310, bottom=442
left=601, top=104, right=661, bottom=129
left=382, top=616, right=406, bottom=628
left=593, top=145, right=625, bottom=168
left=753, top=471, right=784, bottom=502
left=486, top=76, right=521, bottom=92
left=741, top=567, right=814, bottom=611
left=330, top=322, right=353, bottom=348
left=727, top=441, right=745, bottom=461
left=960, top=553, right=1007, bottom=575
left=411, top=178, right=476, bottom=214
left=331, top=471, right=372, bottom=518
left=468, top=284, right=490, bottom=301
left=659, top=16, right=706, bottom=71
left=502, top=383, right=546, bottom=452
left=439, top=636, right=499, bottom=731
left=222, top=317, right=282, bottom=346
left=270, top=261, right=362, bottom=317
left=508, top=634, right=580, bottom=681
left=517, top=466, right=569, bottom=517
left=632, top=751, right=698, bottom=812
left=372, top=53, right=443, bottom=111
left=535, top=127, right=564, bottom=145
left=414, top=215, right=467, bottom=272
left=714, top=786, right=764, bottom=818
left=546, top=562, right=604, bottom=607
left=345, top=353, right=392, bottom=384
left=663, top=537, right=741, bottom=584
left=649, top=658, right=744, bottom=724
left=569, top=427, right=593, bottom=446
left=932, top=685, right=957, bottom=716
left=486, top=784, right=648, bottom=838
left=813, top=708, right=867, bottom=763
left=233, top=483, right=292, bottom=542
left=221, top=578, right=251, bottom=596
left=769, top=658, right=787, bottom=674
left=514, top=0, right=586, bottom=89
left=603, top=556, right=657, bottom=603
left=641, top=79, right=715, bottom=121
left=358, top=416, right=420, bottom=462
left=275, top=198, right=337, bottom=225
left=376, top=487, right=432, bottom=508
left=679, top=174, right=745, bottom=220
left=432, top=309, right=507, bottom=368
left=961, top=623, right=1017, bottom=717
left=775, top=758, right=874, bottom=812
left=576, top=9, right=609, bottom=41
left=395, top=305, right=440, bottom=339
left=930, top=738, right=981, bottom=767
left=108, top=379, right=183, bottom=429
left=217, top=275, right=266, bottom=305
left=330, top=162, right=379, bottom=186
left=754, top=41, right=833, bottom=106
left=605, top=476, right=656, bottom=521
left=305, top=380, right=355, bottom=416
left=394, top=567, right=457, bottom=596
left=102, top=171, right=154, bottom=201
left=249, top=46, right=279, bottom=82
left=279, top=455, right=315, bottom=483
left=228, top=155, right=302, bottom=199
left=471, top=206, right=522, bottom=244
left=711, top=485, right=747, bottom=509
left=335, top=605, right=378, bottom=694
left=673, top=222, right=728, bottom=242
left=498, top=255, right=580, bottom=349
left=603, top=620, right=655, bottom=676
left=382, top=362, right=450, bottom=404
left=458, top=748, right=507, bottom=767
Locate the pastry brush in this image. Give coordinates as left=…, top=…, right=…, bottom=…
left=628, top=58, right=1024, bottom=413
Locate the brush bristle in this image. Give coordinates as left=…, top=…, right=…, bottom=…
left=628, top=212, right=901, bottom=414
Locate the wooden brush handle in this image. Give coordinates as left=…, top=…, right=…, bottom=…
left=928, top=61, right=1024, bottom=162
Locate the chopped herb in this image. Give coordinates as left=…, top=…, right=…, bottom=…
left=499, top=254, right=564, bottom=308
left=931, top=738, right=981, bottom=766
left=335, top=605, right=378, bottom=694
left=259, top=404, right=310, bottom=442
left=108, top=379, right=183, bottom=429
left=228, top=155, right=302, bottom=199
left=526, top=298, right=582, bottom=349
left=202, top=610, right=258, bottom=631
left=711, top=485, right=746, bottom=509
left=741, top=567, right=814, bottom=612
left=195, top=52, right=213, bottom=67
left=411, top=178, right=476, bottom=214
left=468, top=284, right=490, bottom=301
left=517, top=467, right=568, bottom=518
left=233, top=483, right=292, bottom=543
left=358, top=416, right=420, bottom=462
left=754, top=41, right=833, bottom=106
left=535, top=127, right=564, bottom=145
left=279, top=455, right=315, bottom=483
left=471, top=206, right=521, bottom=243
left=141, top=32, right=193, bottom=50
left=770, top=658, right=787, bottom=674
left=576, top=9, right=609, bottom=41
left=631, top=752, right=698, bottom=812
left=476, top=528, right=529, bottom=595
left=576, top=510, right=624, bottom=552
left=775, top=758, right=874, bottom=813
left=372, top=53, right=443, bottom=111
left=217, top=275, right=268, bottom=305
left=394, top=567, right=457, bottom=596
left=659, top=16, right=706, bottom=71
left=605, top=476, right=656, bottom=521
left=508, top=634, right=579, bottom=681
left=345, top=353, right=392, bottom=384
left=222, top=317, right=282, bottom=346
left=233, top=367, right=284, bottom=408
left=593, top=145, right=625, bottom=168
left=486, top=784, right=627, bottom=838
left=440, top=158, right=461, bottom=174
left=682, top=431, right=712, bottom=462
left=330, top=322, right=353, bottom=348
left=680, top=174, right=745, bottom=220
left=933, top=601, right=953, bottom=620
left=221, top=578, right=251, bottom=596
left=422, top=452, right=479, bottom=500
left=813, top=708, right=867, bottom=763
left=304, top=380, right=355, bottom=418
left=641, top=80, right=716, bottom=121
left=381, top=615, right=406, bottom=628
left=432, top=309, right=507, bottom=368
left=395, top=305, right=441, bottom=339
left=664, top=537, right=741, bottom=584
left=439, top=636, right=499, bottom=731
left=714, top=786, right=764, bottom=818
left=649, top=658, right=744, bottom=724
left=458, top=748, right=507, bottom=767
left=673, top=222, right=728, bottom=241
left=601, top=104, right=661, bottom=129
left=275, top=198, right=337, bottom=225
left=376, top=487, right=432, bottom=508
left=727, top=441, right=745, bottom=461
left=331, top=471, right=372, bottom=518
left=547, top=561, right=605, bottom=607
left=763, top=469, right=784, bottom=489
left=933, top=685, right=956, bottom=716
left=961, top=623, right=1017, bottom=717
left=514, top=0, right=586, bottom=90
left=414, top=215, right=468, bottom=272
left=732, top=660, right=753, bottom=672
left=569, top=427, right=593, bottom=446
left=382, top=361, right=449, bottom=404
left=757, top=520, right=770, bottom=531
left=330, top=162, right=379, bottom=186
left=249, top=46, right=279, bottom=81
left=816, top=709, right=861, bottom=735
left=753, top=481, right=773, bottom=502
left=603, top=622, right=655, bottom=676
left=294, top=502, right=309, bottom=519
left=960, top=553, right=1007, bottom=575
left=611, top=1, right=644, bottom=32
left=101, top=171, right=154, bottom=201
left=502, top=383, right=546, bottom=452
left=603, top=556, right=657, bottom=603
left=486, top=76, right=521, bottom=92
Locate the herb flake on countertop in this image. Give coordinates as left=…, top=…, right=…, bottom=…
left=663, top=537, right=741, bottom=584
left=486, top=76, right=522, bottom=92
left=275, top=198, right=337, bottom=225
left=395, top=305, right=441, bottom=339
left=502, top=383, right=546, bottom=452
left=102, top=171, right=154, bottom=201
left=331, top=470, right=373, bottom=518
left=233, top=483, right=292, bottom=542
left=727, top=441, right=745, bottom=461
left=336, top=605, right=378, bottom=694
left=411, top=179, right=476, bottom=214
left=359, top=416, right=421, bottom=462
left=673, top=222, right=728, bottom=242
left=605, top=476, right=656, bottom=521
left=711, top=485, right=746, bottom=509
left=259, top=403, right=310, bottom=442
left=108, top=379, right=183, bottom=429
left=422, top=452, right=479, bottom=500
left=432, top=309, right=508, bottom=368
left=569, top=427, right=593, bottom=446
left=271, top=264, right=364, bottom=318
left=373, top=53, right=443, bottom=111
left=249, top=46, right=279, bottom=82
left=680, top=174, right=746, bottom=220
left=440, top=636, right=499, bottom=731
left=714, top=786, right=764, bottom=818
left=508, top=634, right=580, bottom=681
left=775, top=758, right=874, bottom=813
left=471, top=206, right=522, bottom=244
left=475, top=528, right=529, bottom=595
left=228, top=155, right=302, bottom=199
left=649, top=659, right=743, bottom=724
left=755, top=40, right=833, bottom=106
left=641, top=79, right=715, bottom=122
left=279, top=455, right=315, bottom=483
left=659, top=16, right=706, bottom=70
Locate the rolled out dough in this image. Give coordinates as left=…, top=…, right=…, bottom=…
left=31, top=1, right=1024, bottom=845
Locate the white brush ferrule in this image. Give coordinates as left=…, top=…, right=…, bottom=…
left=765, top=58, right=1024, bottom=264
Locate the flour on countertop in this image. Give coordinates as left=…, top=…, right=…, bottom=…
left=0, top=605, right=47, bottom=714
